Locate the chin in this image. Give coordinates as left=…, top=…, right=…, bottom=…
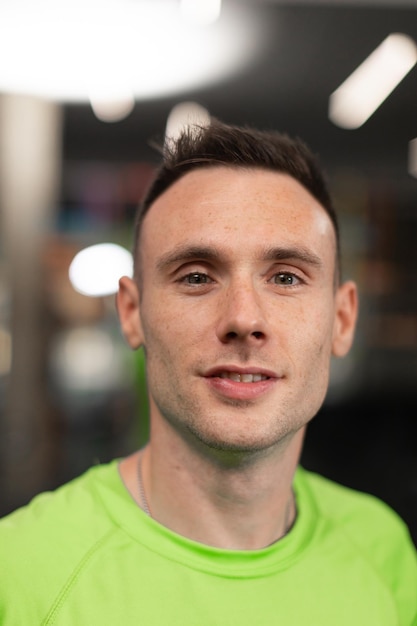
left=186, top=423, right=293, bottom=459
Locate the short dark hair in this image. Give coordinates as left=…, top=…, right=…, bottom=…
left=133, top=119, right=339, bottom=277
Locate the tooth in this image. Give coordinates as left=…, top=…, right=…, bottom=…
left=217, top=372, right=269, bottom=382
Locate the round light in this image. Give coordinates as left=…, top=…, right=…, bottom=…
left=165, top=102, right=211, bottom=143
left=180, top=0, right=221, bottom=25
left=0, top=0, right=266, bottom=102
left=50, top=326, right=129, bottom=394
left=69, top=243, right=133, bottom=297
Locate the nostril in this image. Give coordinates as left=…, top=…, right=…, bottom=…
left=223, top=330, right=264, bottom=341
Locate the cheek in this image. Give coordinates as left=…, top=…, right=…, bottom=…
left=140, top=300, right=206, bottom=371
left=287, top=303, right=335, bottom=365
left=143, top=290, right=213, bottom=342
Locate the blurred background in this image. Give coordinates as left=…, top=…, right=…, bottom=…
left=0, top=0, right=416, bottom=544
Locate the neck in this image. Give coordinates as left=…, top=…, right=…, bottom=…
left=120, top=425, right=304, bottom=550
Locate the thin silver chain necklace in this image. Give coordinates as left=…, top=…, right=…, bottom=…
left=137, top=452, right=296, bottom=541
left=137, top=451, right=152, bottom=517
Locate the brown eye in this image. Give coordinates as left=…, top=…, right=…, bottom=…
left=185, top=273, right=210, bottom=284
left=273, top=273, right=297, bottom=285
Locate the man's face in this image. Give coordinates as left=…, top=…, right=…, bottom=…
left=119, top=166, right=357, bottom=453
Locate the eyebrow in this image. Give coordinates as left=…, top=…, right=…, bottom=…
left=262, top=246, right=323, bottom=269
left=156, top=244, right=323, bottom=272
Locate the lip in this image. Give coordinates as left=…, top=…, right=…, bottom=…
left=204, top=365, right=278, bottom=379
left=203, top=365, right=280, bottom=401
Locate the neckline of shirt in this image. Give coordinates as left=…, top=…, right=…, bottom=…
left=93, top=460, right=319, bottom=578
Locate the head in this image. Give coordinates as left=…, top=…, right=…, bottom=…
left=133, top=119, right=340, bottom=283
left=118, top=119, right=357, bottom=459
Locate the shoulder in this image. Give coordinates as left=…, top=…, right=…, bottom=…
left=297, top=466, right=414, bottom=544
left=0, top=461, right=121, bottom=622
left=296, top=467, right=417, bottom=615
left=0, top=461, right=118, bottom=540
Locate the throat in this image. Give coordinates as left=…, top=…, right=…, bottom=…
left=136, top=447, right=298, bottom=550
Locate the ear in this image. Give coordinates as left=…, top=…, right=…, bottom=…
left=332, top=280, right=358, bottom=357
left=116, top=276, right=144, bottom=349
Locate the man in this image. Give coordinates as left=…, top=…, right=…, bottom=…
left=1, top=119, right=416, bottom=624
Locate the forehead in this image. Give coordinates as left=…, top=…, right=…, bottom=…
left=140, top=167, right=336, bottom=268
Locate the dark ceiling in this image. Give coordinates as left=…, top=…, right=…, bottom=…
left=63, top=0, right=417, bottom=198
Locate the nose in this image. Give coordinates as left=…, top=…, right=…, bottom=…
left=216, top=279, right=268, bottom=344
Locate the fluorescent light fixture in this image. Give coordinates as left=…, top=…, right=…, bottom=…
left=69, top=243, right=133, bottom=297
left=180, top=0, right=222, bottom=25
left=408, top=138, right=417, bottom=178
left=329, top=33, right=417, bottom=129
left=0, top=0, right=263, bottom=103
left=165, top=102, right=211, bottom=144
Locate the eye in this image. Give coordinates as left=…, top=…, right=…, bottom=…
left=182, top=272, right=211, bottom=285
left=175, top=268, right=216, bottom=293
left=271, top=272, right=300, bottom=286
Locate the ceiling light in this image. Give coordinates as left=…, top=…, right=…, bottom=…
left=88, top=81, right=135, bottom=123
left=89, top=95, right=135, bottom=123
left=329, top=33, right=417, bottom=129
left=69, top=243, right=133, bottom=297
left=165, top=102, right=211, bottom=144
left=0, top=0, right=264, bottom=103
left=50, top=326, right=131, bottom=394
left=180, top=0, right=222, bottom=25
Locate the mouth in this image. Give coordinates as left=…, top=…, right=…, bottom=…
left=203, top=367, right=278, bottom=401
left=204, top=366, right=277, bottom=383
left=217, top=372, right=270, bottom=383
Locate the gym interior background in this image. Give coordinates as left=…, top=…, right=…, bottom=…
left=0, top=0, right=416, bottom=545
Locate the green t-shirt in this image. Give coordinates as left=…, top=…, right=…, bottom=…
left=0, top=461, right=416, bottom=625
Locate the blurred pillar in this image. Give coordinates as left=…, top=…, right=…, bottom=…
left=0, top=94, right=62, bottom=510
